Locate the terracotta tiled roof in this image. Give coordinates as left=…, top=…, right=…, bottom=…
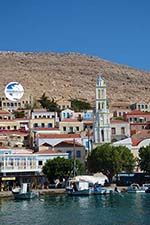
left=126, top=110, right=150, bottom=116
left=34, top=149, right=62, bottom=155
left=38, top=133, right=81, bottom=139
left=132, top=138, right=142, bottom=146
left=0, top=130, right=29, bottom=136
left=132, top=130, right=150, bottom=146
left=0, top=110, right=11, bottom=115
left=110, top=119, right=128, bottom=124
left=32, top=127, right=59, bottom=131
left=54, top=140, right=83, bottom=147
left=61, top=119, right=81, bottom=122
left=83, top=120, right=93, bottom=125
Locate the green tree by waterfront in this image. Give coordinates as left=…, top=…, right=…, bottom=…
left=87, top=144, right=135, bottom=181
left=139, top=145, right=150, bottom=174
left=70, top=98, right=91, bottom=112
left=42, top=157, right=85, bottom=183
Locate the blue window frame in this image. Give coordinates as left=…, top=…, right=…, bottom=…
left=76, top=151, right=81, bottom=158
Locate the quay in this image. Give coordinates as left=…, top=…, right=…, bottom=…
left=0, top=186, right=127, bottom=198
left=0, top=189, right=67, bottom=198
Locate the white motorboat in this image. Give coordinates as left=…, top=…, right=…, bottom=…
left=127, top=183, right=145, bottom=193
left=12, top=183, right=39, bottom=200
left=66, top=180, right=91, bottom=196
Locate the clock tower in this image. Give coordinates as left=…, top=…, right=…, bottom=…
left=94, top=75, right=111, bottom=143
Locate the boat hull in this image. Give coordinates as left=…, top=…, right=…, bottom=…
left=67, top=189, right=90, bottom=196
left=13, top=191, right=39, bottom=200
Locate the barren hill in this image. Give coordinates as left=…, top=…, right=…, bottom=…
left=0, top=51, right=150, bottom=106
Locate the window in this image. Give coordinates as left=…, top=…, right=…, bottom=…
left=34, top=115, right=37, bottom=119
left=41, top=123, right=45, bottom=128
left=98, top=89, right=101, bottom=99
left=14, top=126, right=17, bottom=130
left=38, top=161, right=43, bottom=166
left=76, top=126, right=79, bottom=131
left=119, top=112, right=122, bottom=117
left=86, top=141, right=89, bottom=149
left=48, top=123, right=52, bottom=128
left=111, top=128, right=116, bottom=135
left=33, top=123, right=38, bottom=128
left=101, top=129, right=104, bottom=142
left=66, top=151, right=72, bottom=159
left=121, top=127, right=125, bottom=135
left=69, top=127, right=73, bottom=133
left=76, top=151, right=81, bottom=158
left=63, top=126, right=66, bottom=131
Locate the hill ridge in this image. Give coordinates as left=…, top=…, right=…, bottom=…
left=0, top=51, right=150, bottom=106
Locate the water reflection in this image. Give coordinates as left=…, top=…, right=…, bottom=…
left=0, top=194, right=150, bottom=225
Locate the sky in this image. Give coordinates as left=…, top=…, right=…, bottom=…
left=0, top=0, right=150, bottom=71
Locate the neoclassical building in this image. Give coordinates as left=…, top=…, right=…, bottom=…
left=94, top=75, right=111, bottom=144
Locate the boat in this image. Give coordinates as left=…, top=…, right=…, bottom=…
left=66, top=180, right=91, bottom=196
left=142, top=183, right=150, bottom=191
left=127, top=183, right=145, bottom=193
left=145, top=187, right=150, bottom=193
left=12, top=183, right=39, bottom=200
left=91, top=183, right=113, bottom=195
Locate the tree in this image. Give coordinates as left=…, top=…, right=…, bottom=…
left=70, top=98, right=91, bottom=112
left=139, top=145, right=150, bottom=174
left=39, top=93, right=60, bottom=112
left=13, top=110, right=25, bottom=118
left=39, top=93, right=50, bottom=109
left=87, top=144, right=135, bottom=181
left=42, top=157, right=85, bottom=183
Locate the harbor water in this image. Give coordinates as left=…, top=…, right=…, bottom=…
left=0, top=193, right=150, bottom=225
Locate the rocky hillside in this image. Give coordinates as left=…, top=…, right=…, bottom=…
left=0, top=51, right=150, bottom=106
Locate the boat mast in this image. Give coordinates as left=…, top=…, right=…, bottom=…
left=73, top=138, right=76, bottom=177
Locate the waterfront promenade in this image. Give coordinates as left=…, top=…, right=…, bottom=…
left=0, top=186, right=127, bottom=198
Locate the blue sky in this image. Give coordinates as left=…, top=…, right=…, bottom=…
left=0, top=0, right=150, bottom=71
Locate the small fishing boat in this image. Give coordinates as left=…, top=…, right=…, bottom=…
left=127, top=183, right=145, bottom=193
left=66, top=180, right=91, bottom=196
left=145, top=187, right=150, bottom=193
left=12, top=183, right=39, bottom=200
left=91, top=183, right=113, bottom=195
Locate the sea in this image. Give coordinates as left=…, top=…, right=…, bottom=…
left=0, top=193, right=150, bottom=225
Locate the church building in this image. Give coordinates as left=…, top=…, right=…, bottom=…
left=94, top=75, right=111, bottom=144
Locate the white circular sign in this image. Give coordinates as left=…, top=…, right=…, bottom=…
left=4, top=82, right=24, bottom=102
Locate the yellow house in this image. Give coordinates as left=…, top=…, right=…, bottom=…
left=29, top=118, right=55, bottom=129
left=59, top=118, right=83, bottom=134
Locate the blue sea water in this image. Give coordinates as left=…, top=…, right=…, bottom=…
left=0, top=193, right=150, bottom=225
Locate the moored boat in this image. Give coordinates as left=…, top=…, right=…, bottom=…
left=127, top=183, right=145, bottom=193
left=12, top=183, right=39, bottom=200
left=66, top=180, right=91, bottom=196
